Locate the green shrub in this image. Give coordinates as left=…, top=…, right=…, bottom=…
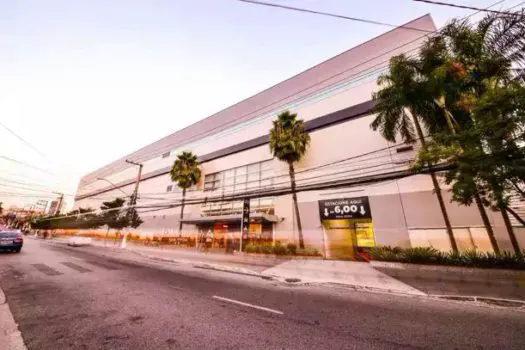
left=297, top=247, right=322, bottom=256
left=259, top=244, right=273, bottom=254
left=369, top=245, right=525, bottom=269
left=401, top=247, right=442, bottom=264
left=273, top=242, right=288, bottom=255
left=245, top=243, right=257, bottom=253
left=366, top=246, right=402, bottom=261
left=286, top=243, right=297, bottom=255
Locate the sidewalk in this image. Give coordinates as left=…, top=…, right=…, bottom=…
left=43, top=236, right=525, bottom=304
left=0, top=288, right=27, bottom=350
left=47, top=236, right=425, bottom=295
left=83, top=237, right=283, bottom=273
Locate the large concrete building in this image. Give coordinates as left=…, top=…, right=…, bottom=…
left=74, top=15, right=523, bottom=257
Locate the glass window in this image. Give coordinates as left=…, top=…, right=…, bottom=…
left=234, top=166, right=247, bottom=193
left=223, top=169, right=235, bottom=194
left=247, top=163, right=260, bottom=175
left=250, top=198, right=260, bottom=208
left=161, top=151, right=170, bottom=158
left=166, top=185, right=173, bottom=192
left=261, top=160, right=273, bottom=171
left=247, top=166, right=260, bottom=190
left=259, top=197, right=274, bottom=208
left=202, top=160, right=275, bottom=216
left=204, top=173, right=220, bottom=192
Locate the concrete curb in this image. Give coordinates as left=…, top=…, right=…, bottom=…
left=0, top=288, right=27, bottom=350
left=431, top=294, right=525, bottom=308
left=133, top=252, right=266, bottom=278
left=370, top=261, right=525, bottom=277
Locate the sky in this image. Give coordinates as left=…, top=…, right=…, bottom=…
left=1, top=0, right=523, bottom=210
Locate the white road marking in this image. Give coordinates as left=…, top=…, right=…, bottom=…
left=212, top=295, right=284, bottom=315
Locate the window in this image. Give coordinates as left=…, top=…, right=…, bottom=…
left=204, top=173, right=221, bottom=192
left=202, top=160, right=275, bottom=215
left=161, top=151, right=171, bottom=158
left=166, top=185, right=173, bottom=192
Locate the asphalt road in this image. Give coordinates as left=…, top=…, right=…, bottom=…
left=1, top=239, right=525, bottom=350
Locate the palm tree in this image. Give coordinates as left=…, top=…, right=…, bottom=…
left=170, top=151, right=202, bottom=234
left=371, top=55, right=459, bottom=253
left=416, top=13, right=525, bottom=255
left=269, top=111, right=311, bottom=249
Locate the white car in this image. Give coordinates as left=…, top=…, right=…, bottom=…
left=67, top=236, right=92, bottom=247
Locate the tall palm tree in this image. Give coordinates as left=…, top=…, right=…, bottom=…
left=170, top=151, right=202, bottom=234
left=417, top=13, right=525, bottom=255
left=269, top=111, right=311, bottom=249
left=371, top=55, right=459, bottom=253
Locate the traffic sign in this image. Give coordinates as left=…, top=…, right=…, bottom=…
left=318, top=196, right=372, bottom=220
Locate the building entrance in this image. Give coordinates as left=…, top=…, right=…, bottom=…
left=318, top=197, right=376, bottom=259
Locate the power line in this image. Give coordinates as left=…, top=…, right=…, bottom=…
left=0, top=121, right=47, bottom=158
left=0, top=177, right=57, bottom=190
left=236, top=0, right=434, bottom=32
left=0, top=155, right=56, bottom=176
left=79, top=138, right=414, bottom=200
left=80, top=0, right=507, bottom=194
left=37, top=162, right=454, bottom=223
left=0, top=183, right=73, bottom=196
left=98, top=0, right=506, bottom=172
left=413, top=0, right=521, bottom=15
left=88, top=14, right=442, bottom=176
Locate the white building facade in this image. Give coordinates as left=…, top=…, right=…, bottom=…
left=74, top=15, right=523, bottom=257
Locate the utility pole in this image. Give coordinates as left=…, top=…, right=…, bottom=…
left=123, top=159, right=143, bottom=248
left=52, top=192, right=64, bottom=216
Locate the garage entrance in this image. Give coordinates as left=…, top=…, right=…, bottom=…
left=318, top=197, right=376, bottom=259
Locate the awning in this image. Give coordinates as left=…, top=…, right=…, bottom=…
left=180, top=213, right=279, bottom=224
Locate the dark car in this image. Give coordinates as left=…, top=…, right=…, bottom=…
left=0, top=231, right=23, bottom=253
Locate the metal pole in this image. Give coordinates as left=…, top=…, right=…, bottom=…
left=52, top=192, right=64, bottom=216
left=123, top=160, right=143, bottom=248
left=240, top=214, right=244, bottom=253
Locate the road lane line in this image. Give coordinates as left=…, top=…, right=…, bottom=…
left=31, top=264, right=62, bottom=276
left=61, top=262, right=92, bottom=273
left=212, top=295, right=283, bottom=315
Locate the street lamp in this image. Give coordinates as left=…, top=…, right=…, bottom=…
left=96, top=177, right=131, bottom=198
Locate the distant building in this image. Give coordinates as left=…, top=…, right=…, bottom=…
left=48, top=201, right=59, bottom=215
left=36, top=200, right=48, bottom=213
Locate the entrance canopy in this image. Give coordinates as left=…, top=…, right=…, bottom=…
left=180, top=213, right=279, bottom=225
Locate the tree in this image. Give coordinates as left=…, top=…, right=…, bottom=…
left=413, top=12, right=525, bottom=255
left=72, top=207, right=103, bottom=230
left=170, top=151, right=201, bottom=234
left=269, top=110, right=311, bottom=249
left=100, top=198, right=128, bottom=243
left=371, top=55, right=458, bottom=253
left=126, top=207, right=143, bottom=230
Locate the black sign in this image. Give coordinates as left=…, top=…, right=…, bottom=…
left=241, top=199, right=250, bottom=238
left=318, top=196, right=372, bottom=220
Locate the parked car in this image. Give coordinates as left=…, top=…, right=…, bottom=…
left=0, top=231, right=23, bottom=253
left=67, top=236, right=92, bottom=247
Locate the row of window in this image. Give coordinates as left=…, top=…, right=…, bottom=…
left=165, top=160, right=276, bottom=215
left=167, top=160, right=275, bottom=193
left=203, top=160, right=274, bottom=194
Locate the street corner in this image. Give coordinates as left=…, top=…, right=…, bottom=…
left=0, top=288, right=27, bottom=350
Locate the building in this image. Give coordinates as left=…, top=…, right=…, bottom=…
left=47, top=201, right=59, bottom=216
left=73, top=15, right=524, bottom=257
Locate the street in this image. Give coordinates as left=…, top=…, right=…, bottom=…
left=1, top=239, right=524, bottom=350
